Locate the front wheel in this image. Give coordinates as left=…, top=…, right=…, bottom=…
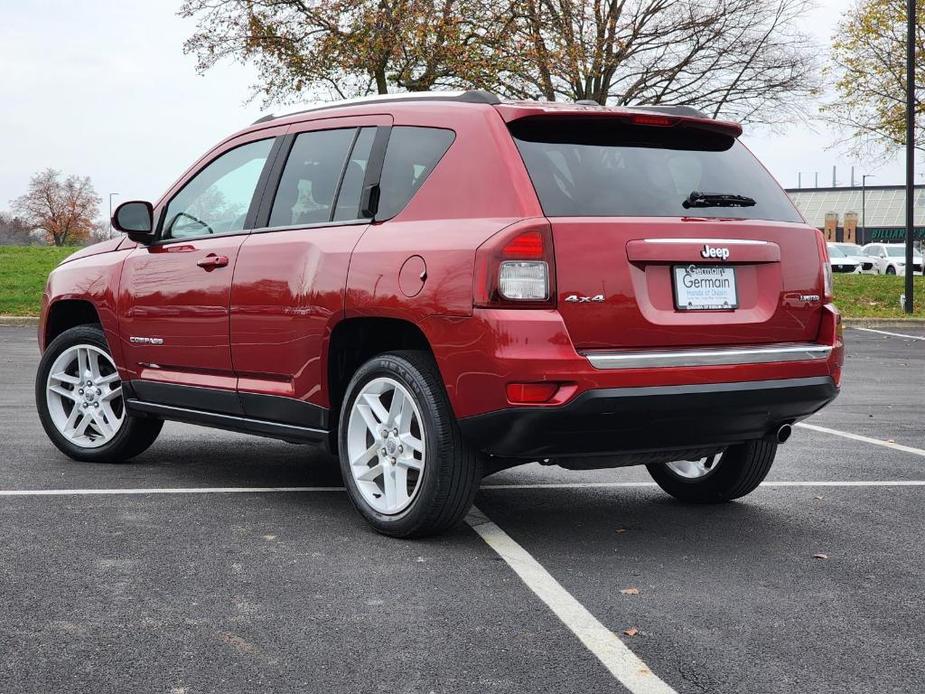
left=646, top=438, right=777, bottom=503
left=886, top=265, right=897, bottom=275
left=338, top=351, right=481, bottom=538
left=36, top=325, right=162, bottom=463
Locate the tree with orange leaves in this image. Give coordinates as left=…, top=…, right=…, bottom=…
left=180, top=0, right=818, bottom=126
left=12, top=169, right=101, bottom=247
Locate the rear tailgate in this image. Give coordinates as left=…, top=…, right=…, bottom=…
left=504, top=109, right=826, bottom=350
left=551, top=217, right=823, bottom=349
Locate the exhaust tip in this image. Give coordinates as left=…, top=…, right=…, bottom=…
left=776, top=424, right=793, bottom=444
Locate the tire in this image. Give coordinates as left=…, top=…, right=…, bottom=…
left=36, top=325, right=162, bottom=463
left=337, top=351, right=481, bottom=538
left=646, top=438, right=777, bottom=503
left=886, top=265, right=897, bottom=275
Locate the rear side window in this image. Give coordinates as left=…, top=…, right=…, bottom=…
left=510, top=118, right=801, bottom=223
left=270, top=128, right=365, bottom=228
left=376, top=127, right=455, bottom=219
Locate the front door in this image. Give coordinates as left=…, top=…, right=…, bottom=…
left=118, top=135, right=278, bottom=398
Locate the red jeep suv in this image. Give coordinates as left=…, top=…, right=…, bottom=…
left=36, top=91, right=843, bottom=536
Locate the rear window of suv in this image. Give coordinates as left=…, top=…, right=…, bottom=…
left=510, top=117, right=801, bottom=223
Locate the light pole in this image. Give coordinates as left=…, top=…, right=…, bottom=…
left=108, top=193, right=120, bottom=239
left=861, top=174, right=875, bottom=245
left=903, top=0, right=915, bottom=313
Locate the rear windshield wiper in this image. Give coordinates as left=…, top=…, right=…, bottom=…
left=682, top=191, right=756, bottom=209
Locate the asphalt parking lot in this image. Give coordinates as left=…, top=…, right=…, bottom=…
left=1, top=325, right=922, bottom=694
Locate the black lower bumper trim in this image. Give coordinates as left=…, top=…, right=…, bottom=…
left=459, top=377, right=838, bottom=458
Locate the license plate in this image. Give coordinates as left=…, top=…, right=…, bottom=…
left=672, top=265, right=738, bottom=310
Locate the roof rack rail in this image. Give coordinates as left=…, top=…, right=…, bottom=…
left=251, top=90, right=501, bottom=125
left=630, top=104, right=711, bottom=119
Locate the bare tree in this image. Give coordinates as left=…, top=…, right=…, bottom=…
left=179, top=0, right=819, bottom=125
left=495, top=0, right=819, bottom=125
left=12, top=169, right=101, bottom=247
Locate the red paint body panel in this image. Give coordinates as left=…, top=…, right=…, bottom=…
left=117, top=236, right=246, bottom=386
left=230, top=223, right=370, bottom=404
left=41, top=248, right=131, bottom=367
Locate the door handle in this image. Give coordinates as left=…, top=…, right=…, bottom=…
left=197, top=254, right=229, bottom=270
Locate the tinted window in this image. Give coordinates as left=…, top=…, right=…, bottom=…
left=163, top=138, right=274, bottom=239
left=510, top=118, right=801, bottom=223
left=376, top=127, right=455, bottom=219
left=269, top=129, right=356, bottom=227
left=333, top=127, right=376, bottom=222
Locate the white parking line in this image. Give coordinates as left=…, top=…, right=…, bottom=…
left=2, top=480, right=925, bottom=497
left=853, top=327, right=925, bottom=341
left=796, top=422, right=925, bottom=458
left=3, top=480, right=925, bottom=497
left=0, top=486, right=346, bottom=496
left=466, top=506, right=677, bottom=694
left=481, top=480, right=925, bottom=490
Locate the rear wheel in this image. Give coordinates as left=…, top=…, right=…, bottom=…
left=338, top=351, right=481, bottom=538
left=646, top=438, right=777, bottom=503
left=36, top=325, right=162, bottom=463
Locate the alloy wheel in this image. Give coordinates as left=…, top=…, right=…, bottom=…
left=346, top=377, right=426, bottom=514
left=665, top=453, right=722, bottom=480
left=45, top=344, right=124, bottom=448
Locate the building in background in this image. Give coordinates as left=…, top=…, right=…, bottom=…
left=786, top=185, right=925, bottom=248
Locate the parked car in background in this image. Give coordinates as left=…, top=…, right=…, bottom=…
left=826, top=243, right=861, bottom=273
left=829, top=242, right=869, bottom=273
left=862, top=243, right=924, bottom=275
left=34, top=91, right=843, bottom=537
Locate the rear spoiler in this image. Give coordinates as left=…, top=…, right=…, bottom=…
left=494, top=103, right=742, bottom=139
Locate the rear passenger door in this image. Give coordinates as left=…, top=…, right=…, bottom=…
left=230, top=115, right=391, bottom=427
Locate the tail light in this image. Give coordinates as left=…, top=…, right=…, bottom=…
left=474, top=220, right=556, bottom=307
left=816, top=230, right=833, bottom=302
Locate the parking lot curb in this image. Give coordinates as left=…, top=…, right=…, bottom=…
left=843, top=318, right=925, bottom=328
left=0, top=316, right=38, bottom=327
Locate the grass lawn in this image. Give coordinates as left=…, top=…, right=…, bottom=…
left=1, top=245, right=923, bottom=319
left=0, top=246, right=78, bottom=316
left=833, top=273, right=925, bottom=319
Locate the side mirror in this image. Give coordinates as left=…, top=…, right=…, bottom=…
left=112, top=201, right=155, bottom=244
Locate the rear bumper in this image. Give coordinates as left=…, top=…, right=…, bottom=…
left=459, top=376, right=838, bottom=458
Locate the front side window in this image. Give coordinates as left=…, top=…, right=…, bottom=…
left=269, top=128, right=359, bottom=228
left=376, top=127, right=455, bottom=220
left=510, top=118, right=801, bottom=222
left=163, top=138, right=274, bottom=239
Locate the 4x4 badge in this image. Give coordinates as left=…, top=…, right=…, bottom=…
left=564, top=294, right=605, bottom=303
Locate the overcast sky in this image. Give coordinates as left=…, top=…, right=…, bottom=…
left=0, top=0, right=911, bottom=214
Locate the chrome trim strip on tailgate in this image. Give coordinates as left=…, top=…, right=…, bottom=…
left=582, top=343, right=832, bottom=370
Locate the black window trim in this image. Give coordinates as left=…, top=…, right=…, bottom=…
left=153, top=135, right=283, bottom=246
